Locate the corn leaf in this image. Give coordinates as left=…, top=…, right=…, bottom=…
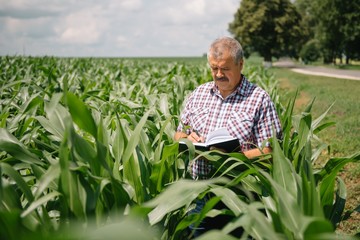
left=146, top=178, right=225, bottom=225
left=21, top=191, right=61, bottom=218
left=0, top=128, right=44, bottom=166
left=122, top=110, right=151, bottom=203
left=0, top=163, right=34, bottom=203
left=66, top=92, right=97, bottom=138
left=271, top=134, right=297, bottom=197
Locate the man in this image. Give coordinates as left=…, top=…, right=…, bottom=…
left=174, top=36, right=282, bottom=236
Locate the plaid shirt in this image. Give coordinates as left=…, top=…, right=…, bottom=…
left=177, top=75, right=282, bottom=179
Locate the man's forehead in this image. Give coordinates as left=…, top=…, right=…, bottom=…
left=208, top=54, right=234, bottom=66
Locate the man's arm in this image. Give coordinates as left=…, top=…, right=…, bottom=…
left=209, top=145, right=272, bottom=159
left=176, top=131, right=272, bottom=159
left=242, top=147, right=272, bottom=159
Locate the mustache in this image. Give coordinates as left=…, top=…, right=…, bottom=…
left=215, top=77, right=228, bottom=81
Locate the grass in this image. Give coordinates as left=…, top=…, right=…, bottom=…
left=268, top=67, right=360, bottom=157
left=310, top=59, right=360, bottom=71
left=244, top=55, right=360, bottom=157
left=267, top=66, right=360, bottom=236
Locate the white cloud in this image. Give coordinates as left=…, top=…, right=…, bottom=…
left=3, top=17, right=54, bottom=38
left=116, top=35, right=129, bottom=47
left=0, top=0, right=240, bottom=57
left=55, top=6, right=108, bottom=45
left=163, top=0, right=207, bottom=25
left=118, top=0, right=143, bottom=11
left=185, top=0, right=206, bottom=15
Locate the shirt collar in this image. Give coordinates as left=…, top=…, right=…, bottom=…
left=211, top=74, right=249, bottom=98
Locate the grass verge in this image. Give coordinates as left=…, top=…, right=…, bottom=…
left=268, top=66, right=360, bottom=236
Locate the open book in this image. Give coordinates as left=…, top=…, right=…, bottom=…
left=179, top=127, right=240, bottom=152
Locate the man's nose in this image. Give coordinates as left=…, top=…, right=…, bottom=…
left=216, top=69, right=224, bottom=77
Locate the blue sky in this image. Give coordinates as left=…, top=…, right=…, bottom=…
left=0, top=0, right=239, bottom=57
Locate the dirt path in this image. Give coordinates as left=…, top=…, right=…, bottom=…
left=273, top=59, right=360, bottom=81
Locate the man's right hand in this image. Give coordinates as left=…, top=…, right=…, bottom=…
left=174, top=131, right=205, bottom=143
left=174, top=131, right=188, bottom=141
left=188, top=131, right=204, bottom=143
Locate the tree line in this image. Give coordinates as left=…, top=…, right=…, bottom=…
left=228, top=0, right=360, bottom=64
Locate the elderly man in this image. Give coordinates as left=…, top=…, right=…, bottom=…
left=174, top=36, right=282, bottom=237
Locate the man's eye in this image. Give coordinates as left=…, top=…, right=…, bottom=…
left=211, top=67, right=230, bottom=72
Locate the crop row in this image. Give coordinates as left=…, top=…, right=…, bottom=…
left=0, top=56, right=358, bottom=239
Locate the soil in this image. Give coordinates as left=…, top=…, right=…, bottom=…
left=336, top=163, right=360, bottom=236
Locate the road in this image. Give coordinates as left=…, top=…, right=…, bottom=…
left=273, top=59, right=360, bottom=81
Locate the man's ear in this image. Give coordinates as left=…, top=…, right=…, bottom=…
left=239, top=59, right=244, bottom=71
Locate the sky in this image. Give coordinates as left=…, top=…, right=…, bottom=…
left=0, top=0, right=240, bottom=57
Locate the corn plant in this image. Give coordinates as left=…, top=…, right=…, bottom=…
left=143, top=94, right=359, bottom=240
left=0, top=56, right=358, bottom=240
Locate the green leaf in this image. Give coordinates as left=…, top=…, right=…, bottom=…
left=145, top=178, right=226, bottom=225
left=155, top=142, right=179, bottom=192
left=280, top=92, right=297, bottom=155
left=112, top=118, right=126, bottom=180
left=21, top=191, right=61, bottom=217
left=110, top=177, right=132, bottom=209
left=210, top=187, right=248, bottom=216
left=20, top=94, right=42, bottom=114
left=33, top=164, right=60, bottom=199
left=329, top=177, right=347, bottom=226
left=319, top=153, right=360, bottom=218
left=293, top=112, right=312, bottom=165
left=59, top=125, right=86, bottom=220
left=195, top=230, right=238, bottom=240
left=0, top=163, right=34, bottom=203
left=271, top=135, right=297, bottom=197
left=0, top=128, right=43, bottom=166
left=66, top=92, right=97, bottom=138
left=311, top=103, right=334, bottom=130
left=261, top=170, right=303, bottom=236
left=313, top=122, right=336, bottom=135
left=36, top=101, right=69, bottom=141
left=224, top=202, right=282, bottom=240
left=302, top=217, right=334, bottom=239
left=122, top=110, right=151, bottom=203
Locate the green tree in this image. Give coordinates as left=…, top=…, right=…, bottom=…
left=340, top=0, right=360, bottom=63
left=294, top=0, right=316, bottom=40
left=229, top=0, right=305, bottom=63
left=312, top=0, right=344, bottom=63
left=311, top=0, right=360, bottom=64
left=294, top=0, right=317, bottom=59
left=299, top=39, right=321, bottom=63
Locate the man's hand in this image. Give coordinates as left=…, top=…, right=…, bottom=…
left=174, top=131, right=205, bottom=143
left=174, top=132, right=187, bottom=140
left=188, top=131, right=204, bottom=143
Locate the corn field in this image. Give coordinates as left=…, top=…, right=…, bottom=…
left=0, top=56, right=359, bottom=240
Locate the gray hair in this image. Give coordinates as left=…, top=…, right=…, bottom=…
left=207, top=36, right=244, bottom=64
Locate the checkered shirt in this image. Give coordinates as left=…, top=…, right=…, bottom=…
left=177, top=75, right=282, bottom=179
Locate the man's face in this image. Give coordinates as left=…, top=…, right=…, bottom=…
left=208, top=50, right=243, bottom=98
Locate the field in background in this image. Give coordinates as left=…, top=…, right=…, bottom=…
left=312, top=60, right=360, bottom=70
left=243, top=54, right=359, bottom=234
left=266, top=65, right=360, bottom=235
left=0, top=55, right=359, bottom=237
left=269, top=68, right=360, bottom=157
left=244, top=55, right=360, bottom=158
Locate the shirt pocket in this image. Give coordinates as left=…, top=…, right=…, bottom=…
left=228, top=111, right=254, bottom=143
left=189, top=107, right=209, bottom=133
